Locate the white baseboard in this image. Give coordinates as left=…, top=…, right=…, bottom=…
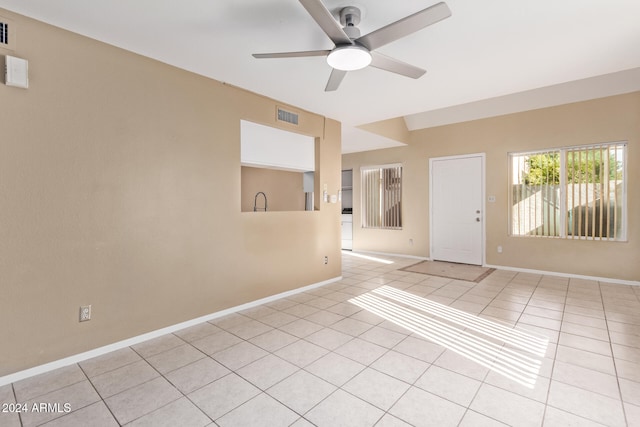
left=484, top=264, right=639, bottom=287
left=353, top=250, right=640, bottom=286
left=349, top=249, right=637, bottom=286
left=0, top=276, right=342, bottom=387
left=352, top=250, right=429, bottom=261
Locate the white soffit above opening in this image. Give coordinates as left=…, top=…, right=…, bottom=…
left=240, top=120, right=315, bottom=172
left=342, top=126, right=406, bottom=154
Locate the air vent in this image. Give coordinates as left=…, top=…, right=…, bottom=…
left=0, top=21, right=8, bottom=45
left=0, top=16, right=15, bottom=51
left=277, top=107, right=299, bottom=125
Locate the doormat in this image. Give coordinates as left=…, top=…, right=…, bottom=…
left=401, top=260, right=495, bottom=282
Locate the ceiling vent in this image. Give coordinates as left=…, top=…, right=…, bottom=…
left=277, top=107, right=299, bottom=126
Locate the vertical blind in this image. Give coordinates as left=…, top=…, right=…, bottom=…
left=361, top=165, right=402, bottom=229
left=565, top=143, right=626, bottom=240
left=510, top=142, right=626, bottom=241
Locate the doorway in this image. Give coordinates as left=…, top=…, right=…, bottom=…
left=341, top=169, right=353, bottom=250
left=429, top=154, right=485, bottom=265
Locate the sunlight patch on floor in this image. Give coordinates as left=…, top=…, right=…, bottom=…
left=350, top=286, right=548, bottom=389
left=341, top=251, right=395, bottom=265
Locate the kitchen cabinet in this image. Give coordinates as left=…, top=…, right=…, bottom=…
left=341, top=214, right=353, bottom=250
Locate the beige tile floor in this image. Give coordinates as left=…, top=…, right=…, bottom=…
left=2, top=252, right=640, bottom=426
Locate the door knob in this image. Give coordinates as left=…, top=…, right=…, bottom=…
left=476, top=218, right=480, bottom=222
left=476, top=210, right=481, bottom=214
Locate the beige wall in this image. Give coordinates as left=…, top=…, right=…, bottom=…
left=343, top=92, right=640, bottom=282
left=241, top=167, right=305, bottom=212
left=0, top=10, right=342, bottom=377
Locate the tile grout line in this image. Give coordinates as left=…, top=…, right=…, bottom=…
left=10, top=383, right=24, bottom=427
left=75, top=362, right=121, bottom=427
left=452, top=272, right=507, bottom=424
left=116, top=343, right=189, bottom=426
left=540, top=274, right=569, bottom=426
left=599, top=279, right=630, bottom=427
left=467, top=272, right=545, bottom=425
left=146, top=337, right=219, bottom=426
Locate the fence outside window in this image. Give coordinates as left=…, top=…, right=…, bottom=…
left=509, top=142, right=627, bottom=241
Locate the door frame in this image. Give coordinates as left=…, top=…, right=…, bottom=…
left=429, top=153, right=486, bottom=266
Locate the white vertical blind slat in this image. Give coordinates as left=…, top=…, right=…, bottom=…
left=361, top=165, right=402, bottom=229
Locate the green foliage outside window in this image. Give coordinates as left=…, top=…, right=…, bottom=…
left=523, top=150, right=622, bottom=185
left=566, top=150, right=622, bottom=184
left=523, top=153, right=560, bottom=185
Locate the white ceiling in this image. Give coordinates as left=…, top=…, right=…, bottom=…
left=2, top=0, right=640, bottom=152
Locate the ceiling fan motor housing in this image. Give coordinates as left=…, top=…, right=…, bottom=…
left=340, top=6, right=361, bottom=27
left=339, top=7, right=362, bottom=39
left=343, top=25, right=361, bottom=39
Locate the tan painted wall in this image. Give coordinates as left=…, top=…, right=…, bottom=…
left=0, top=10, right=342, bottom=377
left=343, top=92, right=640, bottom=282
left=241, top=167, right=305, bottom=212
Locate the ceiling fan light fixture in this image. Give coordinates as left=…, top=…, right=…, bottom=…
left=327, top=45, right=371, bottom=71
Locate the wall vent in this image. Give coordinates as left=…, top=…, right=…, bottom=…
left=0, top=21, right=8, bottom=45
left=277, top=107, right=299, bottom=125
left=0, top=16, right=15, bottom=51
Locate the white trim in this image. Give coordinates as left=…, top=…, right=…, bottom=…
left=359, top=163, right=403, bottom=171
left=352, top=251, right=638, bottom=286
left=429, top=153, right=486, bottom=266
left=0, top=276, right=342, bottom=387
left=507, top=140, right=628, bottom=156
left=484, top=264, right=640, bottom=286
left=559, top=150, right=567, bottom=238
left=621, top=143, right=628, bottom=242
left=355, top=250, right=429, bottom=261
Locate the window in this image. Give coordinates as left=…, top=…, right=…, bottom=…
left=510, top=142, right=627, bottom=240
left=361, top=164, right=402, bottom=229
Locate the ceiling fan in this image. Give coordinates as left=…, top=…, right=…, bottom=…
left=252, top=0, right=452, bottom=91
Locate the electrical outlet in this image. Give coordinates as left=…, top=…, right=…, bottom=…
left=324, top=256, right=328, bottom=264
left=79, top=305, right=92, bottom=322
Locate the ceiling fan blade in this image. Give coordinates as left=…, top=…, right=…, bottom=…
left=299, top=0, right=353, bottom=46
left=325, top=68, right=347, bottom=91
left=357, top=2, right=451, bottom=51
left=370, top=52, right=426, bottom=79
left=253, top=50, right=330, bottom=59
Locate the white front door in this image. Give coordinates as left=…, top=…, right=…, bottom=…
left=430, top=154, right=484, bottom=265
